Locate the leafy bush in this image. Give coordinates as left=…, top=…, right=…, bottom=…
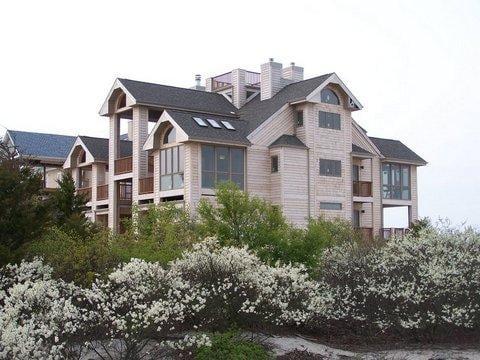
left=26, top=227, right=119, bottom=286
left=310, top=224, right=480, bottom=339
left=195, top=331, right=271, bottom=360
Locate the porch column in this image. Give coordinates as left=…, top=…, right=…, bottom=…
left=108, top=115, right=120, bottom=231
left=132, top=107, right=149, bottom=204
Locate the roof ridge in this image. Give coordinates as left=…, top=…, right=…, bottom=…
left=8, top=129, right=75, bottom=138
left=369, top=136, right=402, bottom=142
left=118, top=78, right=228, bottom=97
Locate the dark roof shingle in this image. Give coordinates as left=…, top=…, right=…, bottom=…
left=269, top=135, right=307, bottom=149
left=352, top=144, right=372, bottom=155
left=7, top=130, right=76, bottom=160
left=119, top=78, right=237, bottom=116
left=166, top=110, right=250, bottom=145
left=79, top=136, right=131, bottom=161
left=369, top=137, right=426, bottom=164
left=239, top=74, right=333, bottom=133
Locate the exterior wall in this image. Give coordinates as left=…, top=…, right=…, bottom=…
left=132, top=106, right=149, bottom=204
left=108, top=115, right=119, bottom=230
left=184, top=142, right=201, bottom=213
left=269, top=148, right=282, bottom=206
left=410, top=165, right=419, bottom=223
left=45, top=167, right=62, bottom=188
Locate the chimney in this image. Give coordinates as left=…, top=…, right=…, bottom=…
left=282, top=62, right=304, bottom=82
left=261, top=58, right=283, bottom=101
left=232, top=69, right=246, bottom=108
left=190, top=74, right=205, bottom=91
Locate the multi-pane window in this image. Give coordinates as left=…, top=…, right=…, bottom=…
left=382, top=163, right=410, bottom=200
left=320, top=202, right=342, bottom=210
left=319, top=159, right=342, bottom=177
left=296, top=110, right=304, bottom=127
left=201, top=145, right=244, bottom=189
left=160, top=145, right=184, bottom=190
left=321, top=88, right=340, bottom=105
left=319, top=111, right=341, bottom=130
left=271, top=155, right=279, bottom=173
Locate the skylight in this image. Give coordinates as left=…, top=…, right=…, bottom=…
left=221, top=121, right=235, bottom=130
left=206, top=119, right=222, bottom=129
left=193, top=117, right=207, bottom=127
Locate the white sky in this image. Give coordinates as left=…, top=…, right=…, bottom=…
left=0, top=0, right=479, bottom=227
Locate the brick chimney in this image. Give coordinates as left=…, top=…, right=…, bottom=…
left=232, top=69, right=246, bottom=108
left=282, top=62, right=304, bottom=82
left=261, top=58, right=283, bottom=101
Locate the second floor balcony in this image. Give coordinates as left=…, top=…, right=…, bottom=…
left=353, top=180, right=372, bottom=197
left=114, top=156, right=133, bottom=175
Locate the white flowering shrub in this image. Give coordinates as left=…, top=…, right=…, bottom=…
left=0, top=259, right=96, bottom=359
left=311, top=225, right=480, bottom=337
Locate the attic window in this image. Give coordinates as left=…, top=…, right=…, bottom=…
left=321, top=89, right=340, bottom=105
left=207, top=119, right=222, bottom=129
left=117, top=93, right=126, bottom=109
left=163, top=127, right=176, bottom=144
left=221, top=121, right=235, bottom=130
left=193, top=117, right=207, bottom=127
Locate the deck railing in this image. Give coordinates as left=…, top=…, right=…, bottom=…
left=114, top=156, right=133, bottom=175
left=97, top=184, right=108, bottom=200
left=380, top=228, right=410, bottom=240
left=148, top=155, right=154, bottom=174
left=77, top=187, right=92, bottom=202
left=353, top=181, right=372, bottom=197
left=139, top=177, right=154, bottom=194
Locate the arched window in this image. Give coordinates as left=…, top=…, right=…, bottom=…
left=321, top=88, right=340, bottom=105
left=116, top=93, right=126, bottom=109
left=163, top=127, right=176, bottom=144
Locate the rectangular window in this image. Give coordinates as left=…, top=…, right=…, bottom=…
left=296, top=110, right=304, bottom=127
left=201, top=145, right=245, bottom=190
left=271, top=155, right=279, bottom=173
left=320, top=202, right=342, bottom=210
left=319, top=111, right=341, bottom=130
left=319, top=159, right=341, bottom=177
left=160, top=145, right=184, bottom=191
left=382, top=163, right=410, bottom=200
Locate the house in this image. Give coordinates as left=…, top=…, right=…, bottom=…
left=92, top=58, right=426, bottom=236
left=2, top=130, right=76, bottom=189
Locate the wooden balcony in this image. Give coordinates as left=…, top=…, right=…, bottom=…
left=77, top=187, right=92, bottom=202
left=97, top=184, right=108, bottom=201
left=139, top=176, right=154, bottom=195
left=114, top=156, right=132, bottom=175
left=380, top=228, right=410, bottom=240
left=353, top=181, right=372, bottom=197
left=148, top=155, right=154, bottom=174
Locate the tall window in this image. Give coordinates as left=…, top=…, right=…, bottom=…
left=163, top=127, right=176, bottom=144
left=382, top=163, right=410, bottom=200
left=160, top=145, right=184, bottom=190
left=296, top=110, right=304, bottom=127
left=321, top=88, right=340, bottom=105
left=271, top=155, right=279, bottom=173
left=319, top=159, right=342, bottom=177
left=319, top=111, right=341, bottom=130
left=201, top=145, right=244, bottom=189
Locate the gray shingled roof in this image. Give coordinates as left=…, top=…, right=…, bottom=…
left=269, top=135, right=307, bottom=149
left=7, top=130, right=76, bottom=161
left=352, top=144, right=372, bottom=155
left=119, top=78, right=237, bottom=116
left=369, top=137, right=426, bottom=164
left=79, top=136, right=132, bottom=161
left=166, top=110, right=250, bottom=145
left=239, top=73, right=333, bottom=133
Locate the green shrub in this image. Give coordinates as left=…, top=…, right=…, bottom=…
left=195, top=331, right=271, bottom=360
left=111, top=203, right=198, bottom=264
left=26, top=227, right=119, bottom=286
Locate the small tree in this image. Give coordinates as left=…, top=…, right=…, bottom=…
left=50, top=171, right=92, bottom=236
left=0, top=143, right=51, bottom=265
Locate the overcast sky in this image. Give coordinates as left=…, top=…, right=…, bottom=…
left=0, top=0, right=478, bottom=227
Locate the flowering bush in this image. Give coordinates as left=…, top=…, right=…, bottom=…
left=310, top=224, right=480, bottom=338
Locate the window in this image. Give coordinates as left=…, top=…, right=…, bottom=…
left=321, top=88, right=340, bottom=105
left=320, top=202, right=342, bottom=210
left=271, top=155, right=279, bottom=173
left=319, top=111, right=341, bottom=130
left=193, top=117, right=207, bottom=127
left=319, top=159, right=341, bottom=177
left=160, top=145, right=184, bottom=190
left=201, top=145, right=244, bottom=189
left=163, top=127, right=176, bottom=144
left=296, top=110, right=304, bottom=127
left=382, top=163, right=410, bottom=200
left=221, top=121, right=235, bottom=130
left=206, top=119, right=222, bottom=128
left=352, top=165, right=360, bottom=181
